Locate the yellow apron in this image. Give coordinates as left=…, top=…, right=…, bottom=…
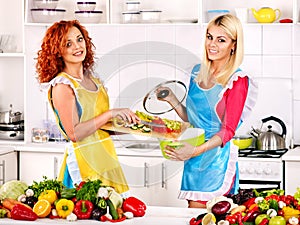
left=48, top=72, right=129, bottom=194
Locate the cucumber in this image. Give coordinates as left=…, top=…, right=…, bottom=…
left=142, top=126, right=151, bottom=133
left=130, top=125, right=138, bottom=130
left=137, top=124, right=145, bottom=128
left=106, top=198, right=118, bottom=220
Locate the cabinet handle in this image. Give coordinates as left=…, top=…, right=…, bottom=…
left=0, top=160, right=5, bottom=185
left=161, top=162, right=166, bottom=189
left=144, top=162, right=149, bottom=188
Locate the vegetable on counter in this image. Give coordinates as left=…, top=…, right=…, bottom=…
left=73, top=200, right=94, bottom=219
left=122, top=196, right=146, bottom=217
left=38, top=189, right=58, bottom=205
left=27, top=176, right=64, bottom=198
left=11, top=204, right=38, bottom=221
left=0, top=180, right=28, bottom=201
left=76, top=179, right=102, bottom=204
left=55, top=198, right=74, bottom=219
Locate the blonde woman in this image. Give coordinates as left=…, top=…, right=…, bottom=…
left=158, top=14, right=257, bottom=208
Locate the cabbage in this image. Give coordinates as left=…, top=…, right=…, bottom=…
left=0, top=180, right=28, bottom=200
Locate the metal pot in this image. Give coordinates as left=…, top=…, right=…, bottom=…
left=251, top=116, right=286, bottom=150
left=0, top=104, right=23, bottom=124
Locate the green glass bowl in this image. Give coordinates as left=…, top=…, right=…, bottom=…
left=160, top=128, right=205, bottom=159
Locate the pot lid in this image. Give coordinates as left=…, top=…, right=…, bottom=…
left=143, top=80, right=187, bottom=115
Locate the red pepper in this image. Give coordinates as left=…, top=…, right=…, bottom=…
left=73, top=200, right=94, bottom=219
left=226, top=214, right=238, bottom=224
left=189, top=217, right=202, bottom=225
left=100, top=215, right=126, bottom=223
left=242, top=205, right=259, bottom=222
left=76, top=181, right=86, bottom=191
left=243, top=197, right=256, bottom=208
left=259, top=218, right=269, bottom=225
left=265, top=194, right=280, bottom=202
left=10, top=204, right=38, bottom=221
left=122, top=197, right=146, bottom=217
left=235, top=212, right=243, bottom=225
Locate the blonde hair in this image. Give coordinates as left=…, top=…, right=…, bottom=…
left=195, top=14, right=244, bottom=86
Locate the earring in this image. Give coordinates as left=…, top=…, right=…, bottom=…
left=231, top=49, right=235, bottom=55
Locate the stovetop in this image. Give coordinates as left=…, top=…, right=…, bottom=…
left=239, top=148, right=288, bottom=158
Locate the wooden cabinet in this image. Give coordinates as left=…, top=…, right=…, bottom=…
left=18, top=150, right=64, bottom=184
left=118, top=154, right=187, bottom=207
left=0, top=147, right=18, bottom=184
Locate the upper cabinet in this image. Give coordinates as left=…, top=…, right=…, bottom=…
left=24, top=0, right=300, bottom=25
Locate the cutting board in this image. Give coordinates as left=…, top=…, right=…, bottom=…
left=101, top=121, right=191, bottom=139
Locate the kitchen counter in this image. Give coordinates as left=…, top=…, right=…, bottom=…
left=282, top=146, right=300, bottom=161
left=0, top=206, right=204, bottom=225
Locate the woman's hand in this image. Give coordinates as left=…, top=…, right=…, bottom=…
left=111, top=108, right=140, bottom=124
left=155, top=87, right=178, bottom=105
left=164, top=142, right=196, bottom=161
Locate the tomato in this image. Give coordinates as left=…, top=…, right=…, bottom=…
left=277, top=210, right=284, bottom=217
left=76, top=181, right=86, bottom=190
left=269, top=216, right=286, bottom=225
left=226, top=214, right=237, bottom=224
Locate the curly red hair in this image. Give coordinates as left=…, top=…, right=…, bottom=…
left=36, top=20, right=95, bottom=83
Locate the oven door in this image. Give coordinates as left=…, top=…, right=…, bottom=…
left=239, top=180, right=282, bottom=191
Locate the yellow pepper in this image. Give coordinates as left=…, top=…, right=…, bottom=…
left=38, top=190, right=58, bottom=205
left=55, top=198, right=74, bottom=219
left=282, top=206, right=300, bottom=221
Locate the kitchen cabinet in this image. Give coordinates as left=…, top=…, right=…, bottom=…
left=0, top=146, right=18, bottom=184
left=18, top=145, right=64, bottom=184
left=282, top=147, right=300, bottom=195
left=118, top=154, right=187, bottom=207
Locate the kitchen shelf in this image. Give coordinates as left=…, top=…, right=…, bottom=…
left=0, top=53, right=24, bottom=58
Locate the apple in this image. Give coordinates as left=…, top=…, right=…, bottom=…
left=255, top=214, right=270, bottom=225
left=269, top=216, right=286, bottom=225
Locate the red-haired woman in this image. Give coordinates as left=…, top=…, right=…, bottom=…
left=36, top=20, right=139, bottom=196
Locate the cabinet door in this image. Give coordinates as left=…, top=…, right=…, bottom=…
left=284, top=161, right=300, bottom=195
left=118, top=155, right=186, bottom=207
left=19, top=151, right=64, bottom=184
left=0, top=151, right=18, bottom=185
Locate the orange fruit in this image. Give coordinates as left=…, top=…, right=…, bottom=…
left=33, top=199, right=51, bottom=218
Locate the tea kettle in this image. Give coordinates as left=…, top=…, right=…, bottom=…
left=251, top=7, right=281, bottom=23
left=251, top=116, right=286, bottom=150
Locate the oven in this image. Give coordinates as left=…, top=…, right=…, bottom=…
left=238, top=148, right=287, bottom=190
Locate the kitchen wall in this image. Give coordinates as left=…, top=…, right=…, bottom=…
left=26, top=23, right=300, bottom=145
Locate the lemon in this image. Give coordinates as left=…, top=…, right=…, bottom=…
left=33, top=199, right=51, bottom=218
left=202, top=213, right=217, bottom=225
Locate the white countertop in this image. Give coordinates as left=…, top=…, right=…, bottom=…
left=282, top=146, right=300, bottom=161
left=0, top=206, right=204, bottom=225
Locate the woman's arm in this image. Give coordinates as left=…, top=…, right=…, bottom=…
left=52, top=84, right=138, bottom=142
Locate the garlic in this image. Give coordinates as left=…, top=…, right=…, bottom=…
left=255, top=197, right=264, bottom=204
left=278, top=201, right=286, bottom=209
left=218, top=220, right=230, bottom=225
left=17, top=194, right=27, bottom=202
left=25, top=189, right=34, bottom=197
left=124, top=211, right=134, bottom=219
left=266, top=209, right=277, bottom=218
left=97, top=187, right=109, bottom=199
left=52, top=209, right=58, bottom=217
left=66, top=213, right=77, bottom=222
left=289, top=217, right=299, bottom=225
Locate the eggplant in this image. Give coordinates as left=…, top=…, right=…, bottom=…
left=211, top=201, right=231, bottom=216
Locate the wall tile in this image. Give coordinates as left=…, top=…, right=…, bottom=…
left=262, top=56, right=292, bottom=78
left=243, top=25, right=262, bottom=55
left=90, top=25, right=120, bottom=55
left=119, top=25, right=146, bottom=55
left=237, top=78, right=293, bottom=146
left=262, top=25, right=292, bottom=55
left=241, top=55, right=262, bottom=77
left=293, top=56, right=300, bottom=100
left=175, top=25, right=204, bottom=56
left=293, top=25, right=300, bottom=55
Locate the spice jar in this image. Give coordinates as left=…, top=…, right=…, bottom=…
left=32, top=128, right=49, bottom=143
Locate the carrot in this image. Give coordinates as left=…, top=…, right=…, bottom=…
left=2, top=198, right=17, bottom=211
left=2, top=198, right=31, bottom=211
